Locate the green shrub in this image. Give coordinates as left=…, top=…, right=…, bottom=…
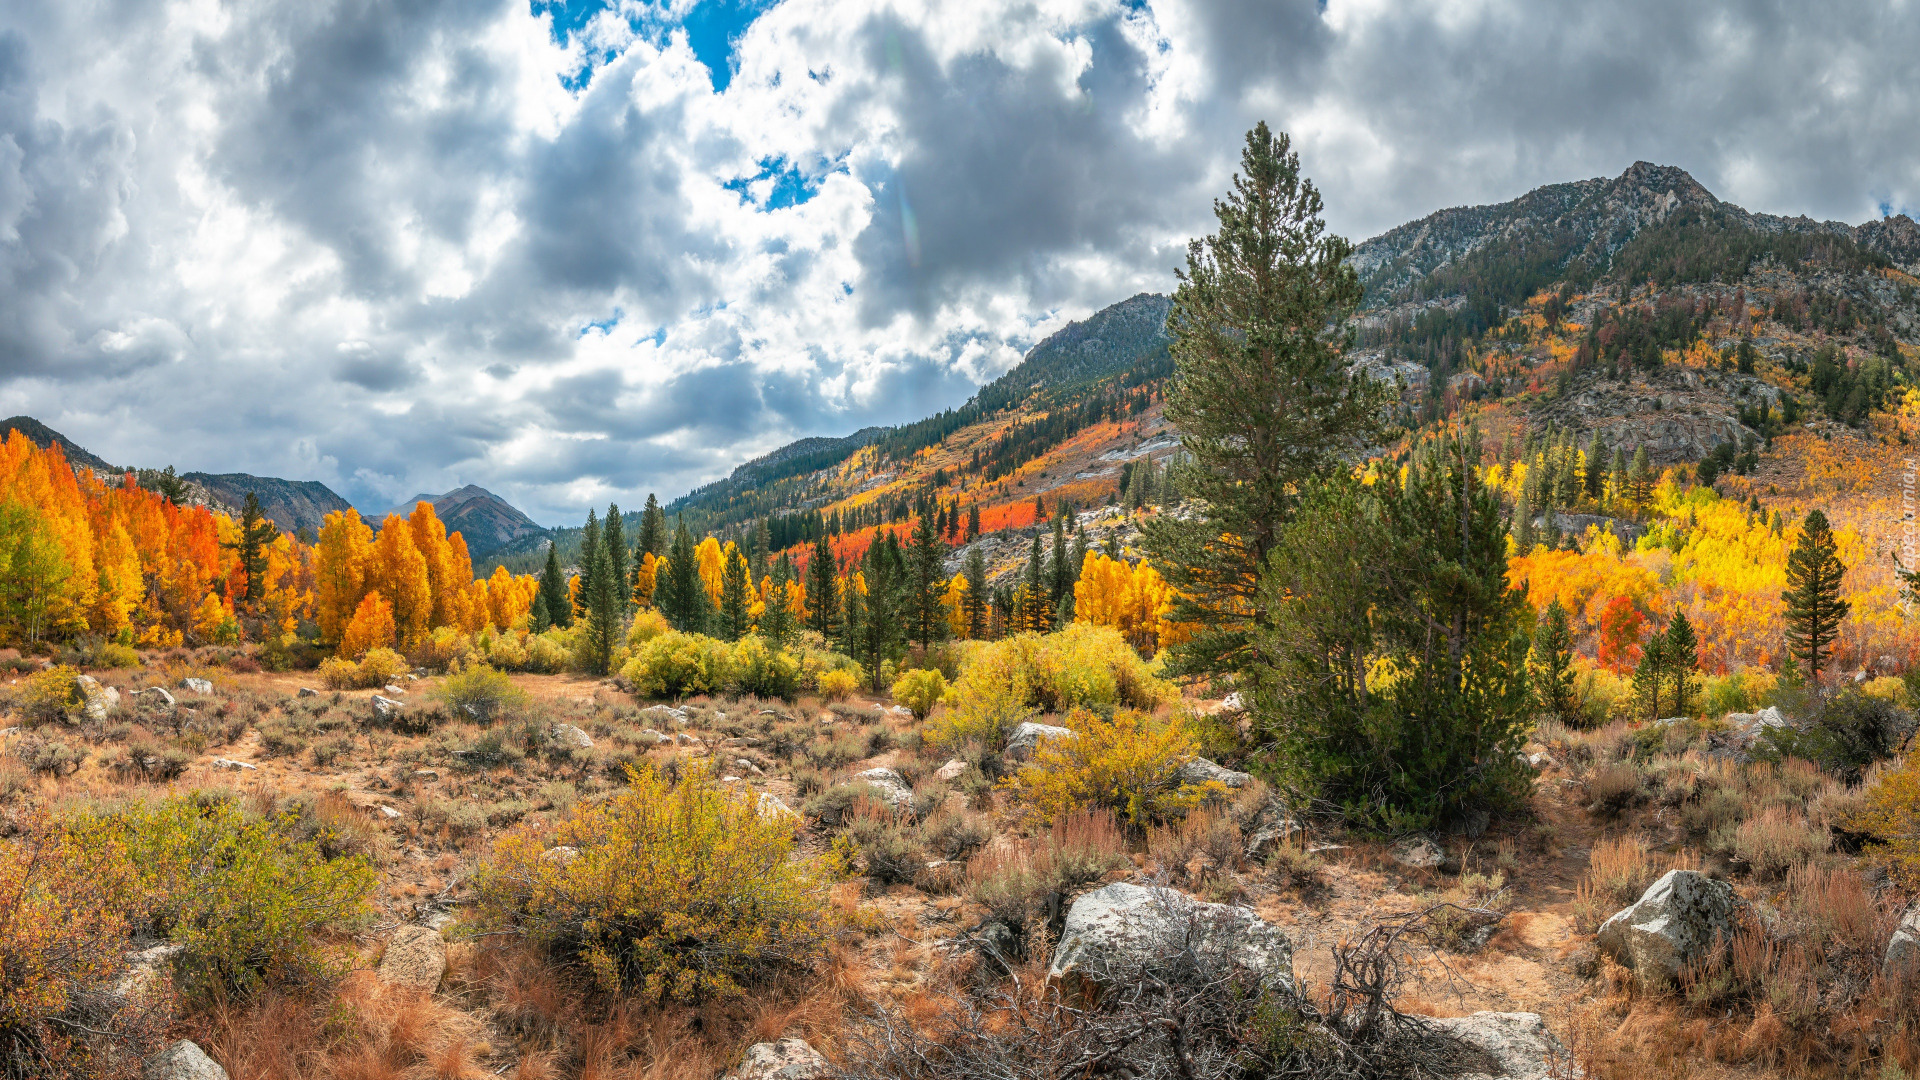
left=727, top=635, right=799, bottom=699
left=620, top=631, right=733, bottom=698
left=1758, top=689, right=1914, bottom=781
left=473, top=766, right=826, bottom=1002
left=890, top=668, right=947, bottom=719
left=527, top=631, right=573, bottom=674
left=90, top=642, right=141, bottom=670
left=13, top=736, right=85, bottom=776
left=930, top=626, right=1171, bottom=751
left=848, top=806, right=922, bottom=885
left=434, top=663, right=527, bottom=722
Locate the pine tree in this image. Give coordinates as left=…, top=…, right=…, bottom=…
left=962, top=546, right=988, bottom=639
left=1609, top=447, right=1627, bottom=508
left=1584, top=431, right=1607, bottom=502
left=807, top=534, right=839, bottom=639
left=1141, top=122, right=1389, bottom=679
left=905, top=510, right=948, bottom=651
left=720, top=545, right=752, bottom=641
left=538, top=541, right=572, bottom=629
left=581, top=526, right=621, bottom=675
left=1530, top=598, right=1576, bottom=722
left=659, top=520, right=709, bottom=634
left=1019, top=533, right=1048, bottom=633
left=761, top=558, right=796, bottom=650
left=530, top=589, right=551, bottom=633
left=853, top=535, right=905, bottom=690
left=967, top=502, right=981, bottom=542
left=1512, top=481, right=1536, bottom=552
left=229, top=492, right=279, bottom=605
left=751, top=518, right=772, bottom=583
left=1628, top=447, right=1652, bottom=507
left=1070, top=521, right=1089, bottom=587
left=576, top=510, right=601, bottom=623
left=1048, top=514, right=1071, bottom=610
left=637, top=494, right=665, bottom=560
left=1633, top=630, right=1671, bottom=720
left=603, top=502, right=627, bottom=614
left=1664, top=612, right=1700, bottom=716
left=1782, top=509, right=1850, bottom=683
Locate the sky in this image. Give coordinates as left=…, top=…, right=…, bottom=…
left=2, top=0, right=1917, bottom=525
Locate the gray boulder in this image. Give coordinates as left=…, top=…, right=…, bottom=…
left=179, top=678, right=214, bottom=695
left=933, top=758, right=968, bottom=782
left=133, top=686, right=176, bottom=707
left=1424, top=1012, right=1571, bottom=1080
left=1004, top=721, right=1073, bottom=762
left=721, top=1038, right=831, bottom=1080
left=297, top=686, right=319, bottom=698
left=549, top=723, right=594, bottom=749
left=1179, top=756, right=1252, bottom=788
left=371, top=695, right=404, bottom=718
left=145, top=1040, right=227, bottom=1080
left=851, top=767, right=914, bottom=809
left=377, top=925, right=447, bottom=992
left=1596, top=869, right=1738, bottom=984
left=74, top=675, right=120, bottom=721
left=1047, top=882, right=1294, bottom=995
left=1390, top=836, right=1447, bottom=870
left=113, top=943, right=185, bottom=1005
left=1886, top=904, right=1920, bottom=976
left=641, top=704, right=689, bottom=726
left=757, top=793, right=799, bottom=821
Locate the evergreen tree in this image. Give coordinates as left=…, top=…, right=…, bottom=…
left=580, top=527, right=621, bottom=675
left=1530, top=598, right=1577, bottom=722
left=807, top=534, right=840, bottom=639
left=1609, top=447, right=1627, bottom=507
left=1782, top=509, right=1851, bottom=683
left=229, top=492, right=279, bottom=605
left=1141, top=122, right=1389, bottom=679
left=751, top=518, right=773, bottom=583
left=538, top=541, right=572, bottom=629
left=1627, top=447, right=1652, bottom=507
left=659, top=520, right=710, bottom=634
left=1633, top=631, right=1671, bottom=720
left=905, top=510, right=948, bottom=651
left=760, top=558, right=796, bottom=650
left=852, top=535, right=905, bottom=690
left=1070, top=521, right=1089, bottom=589
left=1584, top=431, right=1607, bottom=502
left=1048, top=514, right=1071, bottom=610
left=603, top=502, right=628, bottom=614
left=530, top=590, right=551, bottom=633
left=1664, top=611, right=1700, bottom=716
left=1021, top=533, right=1049, bottom=633
left=637, top=494, right=665, bottom=561
left=1512, top=481, right=1536, bottom=552
left=720, top=545, right=752, bottom=641
left=962, top=546, right=988, bottom=639
left=576, top=510, right=601, bottom=622
left=967, top=502, right=981, bottom=542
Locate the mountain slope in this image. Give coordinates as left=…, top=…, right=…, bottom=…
left=186, top=472, right=353, bottom=535
left=392, top=485, right=546, bottom=557
left=1, top=416, right=119, bottom=474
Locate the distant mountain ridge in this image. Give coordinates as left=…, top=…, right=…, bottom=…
left=1, top=415, right=120, bottom=474
left=390, top=485, right=546, bottom=557
left=186, top=472, right=353, bottom=535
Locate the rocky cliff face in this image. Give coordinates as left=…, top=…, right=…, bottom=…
left=1530, top=367, right=1778, bottom=465
left=186, top=472, right=353, bottom=535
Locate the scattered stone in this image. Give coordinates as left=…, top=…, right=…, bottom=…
left=1179, top=756, right=1252, bottom=788
left=75, top=674, right=120, bottom=721
left=642, top=704, right=689, bottom=726
left=1424, top=1012, right=1571, bottom=1080
left=1047, top=882, right=1295, bottom=995
left=114, top=943, right=185, bottom=1004
left=383, top=684, right=407, bottom=696
left=1596, top=869, right=1738, bottom=984
left=145, top=1039, right=228, bottom=1080
left=549, top=723, right=594, bottom=749
left=377, top=925, right=447, bottom=992
left=852, top=767, right=914, bottom=809
left=1526, top=752, right=1553, bottom=769
left=1885, top=903, right=1920, bottom=976
left=720, top=1038, right=831, bottom=1080
left=411, top=769, right=440, bottom=782
left=1242, top=799, right=1305, bottom=861
left=210, top=758, right=257, bottom=771
left=134, top=686, right=176, bottom=707
left=1216, top=691, right=1248, bottom=713
left=297, top=687, right=319, bottom=698
left=1721, top=706, right=1790, bottom=753
left=540, top=846, right=579, bottom=865
left=933, top=758, right=968, bottom=782
left=734, top=757, right=764, bottom=775
left=1390, top=836, right=1448, bottom=870
left=722, top=775, right=743, bottom=783
left=1004, top=721, right=1073, bottom=762
left=372, top=805, right=402, bottom=820
left=179, top=678, right=214, bottom=695
left=371, top=696, right=404, bottom=718
left=757, top=793, right=798, bottom=820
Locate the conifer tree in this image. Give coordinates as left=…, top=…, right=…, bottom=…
left=761, top=558, right=796, bottom=649
left=807, top=534, right=839, bottom=638
left=719, top=545, right=752, bottom=641
left=530, top=589, right=551, bottom=633
left=637, top=495, right=665, bottom=559
left=1664, top=611, right=1700, bottom=716
left=1530, top=598, right=1576, bottom=722
left=1584, top=432, right=1606, bottom=502
left=905, top=510, right=948, bottom=651
left=1142, top=122, right=1389, bottom=679
left=1633, top=630, right=1670, bottom=719
left=580, top=527, right=621, bottom=675
left=538, top=541, right=571, bottom=629
left=659, top=520, right=709, bottom=634
left=751, top=518, right=773, bottom=583
left=1512, top=482, right=1536, bottom=552
left=962, top=546, right=988, bottom=639
left=1782, top=509, right=1850, bottom=683
left=576, top=510, right=601, bottom=622
left=1048, top=514, right=1071, bottom=610
left=603, top=502, right=627, bottom=614
left=852, top=535, right=905, bottom=690
left=967, top=502, right=981, bottom=543
left=1628, top=447, right=1652, bottom=508
left=229, top=492, right=279, bottom=604
left=1609, top=447, right=1627, bottom=508
left=1020, top=533, right=1049, bottom=633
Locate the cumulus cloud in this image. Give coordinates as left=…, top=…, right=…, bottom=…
left=0, top=0, right=1914, bottom=523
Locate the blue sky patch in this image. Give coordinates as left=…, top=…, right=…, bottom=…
left=533, top=0, right=612, bottom=46
left=724, top=157, right=819, bottom=209
left=682, top=0, right=775, bottom=91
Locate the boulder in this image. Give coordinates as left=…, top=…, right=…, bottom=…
left=1720, top=706, right=1790, bottom=754
left=382, top=684, right=407, bottom=696
left=1046, top=882, right=1295, bottom=995
left=1179, top=756, right=1252, bottom=789
left=210, top=758, right=257, bottom=771
left=371, top=695, right=404, bottom=718
left=1004, top=721, right=1073, bottom=762
left=113, top=942, right=185, bottom=1004
left=377, top=925, right=447, bottom=992
left=296, top=687, right=319, bottom=698
left=179, top=678, right=214, bottom=695
left=851, top=767, right=914, bottom=810
left=933, top=758, right=968, bottom=782
left=372, top=805, right=402, bottom=820
left=721, top=1038, right=831, bottom=1080
left=411, top=769, right=440, bottom=782
left=75, top=675, right=120, bottom=721
left=1423, top=1012, right=1571, bottom=1080
left=134, top=686, right=176, bottom=707
left=1885, top=903, right=1920, bottom=976
left=1390, top=836, right=1448, bottom=870
left=642, top=704, right=689, bottom=726
left=549, top=723, right=594, bottom=749
left=1596, top=869, right=1738, bottom=984
left=1242, top=800, right=1305, bottom=861
left=145, top=1040, right=228, bottom=1080
left=541, top=845, right=579, bottom=865
left=757, top=793, right=799, bottom=821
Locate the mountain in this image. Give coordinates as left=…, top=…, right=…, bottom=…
left=1, top=416, right=119, bottom=474
left=390, top=485, right=546, bottom=557
left=185, top=472, right=353, bottom=536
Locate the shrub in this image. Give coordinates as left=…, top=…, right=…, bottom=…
left=356, top=647, right=407, bottom=687
left=627, top=609, right=671, bottom=647
left=434, top=663, right=528, bottom=722
left=408, top=626, right=474, bottom=673
left=929, top=626, right=1172, bottom=750
left=890, top=668, right=947, bottom=720
left=620, top=631, right=733, bottom=698
left=11, top=665, right=83, bottom=727
left=727, top=635, right=799, bottom=699
left=1760, top=689, right=1914, bottom=781
left=13, top=736, right=85, bottom=776
left=1004, top=708, right=1219, bottom=827
left=525, top=631, right=572, bottom=673
left=473, top=766, right=826, bottom=1002
left=90, top=642, right=141, bottom=670
left=1729, top=805, right=1829, bottom=879
left=124, top=795, right=377, bottom=999
left=964, top=809, right=1128, bottom=933
left=1585, top=761, right=1646, bottom=816
left=1848, top=753, right=1920, bottom=888
left=818, top=668, right=860, bottom=702
left=316, top=656, right=361, bottom=690
left=847, top=800, right=923, bottom=885
left=917, top=805, right=993, bottom=860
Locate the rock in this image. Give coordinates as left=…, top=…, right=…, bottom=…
left=377, top=925, right=447, bottom=991
left=721, top=1038, right=831, bottom=1080
left=1885, top=904, right=1920, bottom=976
left=114, top=942, right=185, bottom=1004
left=134, top=686, right=176, bottom=707
left=1243, top=799, right=1304, bottom=861
left=1722, top=706, right=1790, bottom=751
left=642, top=704, right=689, bottom=726
left=852, top=767, right=914, bottom=809
left=75, top=674, right=119, bottom=721
left=1424, top=1012, right=1571, bottom=1080
left=1390, top=836, right=1448, bottom=870
left=371, top=695, right=404, bottom=718
left=410, top=769, right=440, bottom=782
left=1047, top=882, right=1295, bottom=995
left=145, top=1040, right=228, bottom=1080
left=541, top=845, right=579, bottom=865
left=1178, top=756, right=1252, bottom=788
left=372, top=805, right=402, bottom=820
left=1218, top=691, right=1248, bottom=713
left=1526, top=752, right=1553, bottom=769
left=383, top=684, right=407, bottom=696
left=179, top=678, right=214, bottom=695
left=297, top=687, right=319, bottom=698
left=976, top=919, right=1021, bottom=972
left=1004, top=721, right=1073, bottom=762
left=1449, top=808, right=1491, bottom=839
left=933, top=758, right=968, bottom=782
left=550, top=723, right=594, bottom=749
left=1596, top=869, right=1738, bottom=984
left=210, top=758, right=257, bottom=771
left=757, top=793, right=799, bottom=821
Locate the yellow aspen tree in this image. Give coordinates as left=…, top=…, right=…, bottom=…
left=696, top=537, right=727, bottom=606
left=339, top=591, right=397, bottom=658
left=941, top=573, right=969, bottom=636
left=367, top=515, right=432, bottom=648
left=633, top=552, right=660, bottom=609
left=408, top=502, right=457, bottom=629
left=314, top=509, right=373, bottom=643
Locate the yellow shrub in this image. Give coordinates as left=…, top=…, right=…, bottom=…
left=817, top=668, right=859, bottom=702
left=1848, top=753, right=1920, bottom=889
left=12, top=665, right=84, bottom=726
left=527, top=630, right=573, bottom=674
left=930, top=625, right=1172, bottom=750
left=434, top=663, right=527, bottom=722
left=620, top=631, right=733, bottom=698
left=473, top=766, right=825, bottom=1001
left=479, top=627, right=532, bottom=671
left=316, top=656, right=361, bottom=690
left=1003, top=707, right=1221, bottom=827
left=727, top=635, right=799, bottom=699
left=890, top=668, right=947, bottom=719
left=627, top=609, right=672, bottom=648
left=356, top=647, right=407, bottom=687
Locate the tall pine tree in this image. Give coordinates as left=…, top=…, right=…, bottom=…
left=659, top=520, right=710, bottom=633
left=906, top=510, right=948, bottom=651
left=962, top=546, right=988, bottom=639
left=538, top=541, right=571, bottom=629
left=1141, top=122, right=1389, bottom=679
left=603, top=502, right=627, bottom=614
left=576, top=510, right=601, bottom=623
left=1530, top=598, right=1576, bottom=722
left=807, top=534, right=840, bottom=639
left=1664, top=612, right=1699, bottom=716
left=720, top=545, right=752, bottom=641
left=580, top=524, right=622, bottom=675
left=1782, top=509, right=1850, bottom=683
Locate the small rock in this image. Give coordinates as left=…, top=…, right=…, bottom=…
left=1597, top=869, right=1738, bottom=985
left=1884, top=903, right=1920, bottom=976
left=383, top=684, right=407, bottom=696
left=377, top=925, right=446, bottom=992
left=411, top=769, right=440, bottom=782
left=179, top=677, right=214, bottom=695
left=1216, top=691, right=1248, bottom=713
left=1526, top=752, right=1553, bottom=769
left=1004, top=721, right=1073, bottom=762
left=372, top=805, right=402, bottom=820
left=1047, top=882, right=1295, bottom=995
left=1390, top=836, right=1448, bottom=870
left=933, top=758, right=968, bottom=782
left=721, top=1038, right=831, bottom=1080
left=722, top=775, right=743, bottom=782
left=541, top=845, right=579, bottom=865
left=296, top=687, right=319, bottom=698
left=371, top=696, right=404, bottom=718
left=549, top=723, right=594, bottom=749
left=642, top=704, right=689, bottom=725
left=114, top=943, right=185, bottom=1004
left=1178, top=756, right=1252, bottom=789
left=134, top=686, right=176, bottom=707
left=1424, top=1012, right=1571, bottom=1080
left=852, top=767, right=914, bottom=809
left=757, top=793, right=799, bottom=820
left=1242, top=799, right=1304, bottom=861
left=75, top=674, right=120, bottom=721
left=210, top=758, right=257, bottom=771
left=145, top=1039, right=228, bottom=1080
